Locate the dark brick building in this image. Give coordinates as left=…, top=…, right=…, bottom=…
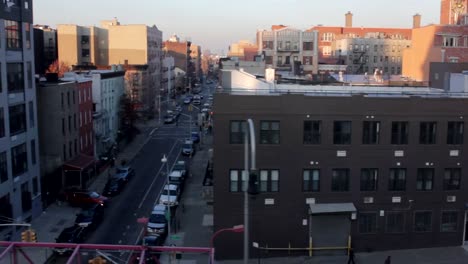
left=212, top=71, right=468, bottom=260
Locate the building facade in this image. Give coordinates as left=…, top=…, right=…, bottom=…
left=308, top=12, right=413, bottom=66
left=227, top=40, right=258, bottom=61
left=37, top=78, right=80, bottom=192
left=90, top=70, right=125, bottom=159
left=0, top=0, right=42, bottom=241
left=33, top=25, right=57, bottom=75
left=257, top=26, right=319, bottom=74
left=213, top=70, right=468, bottom=260
left=162, top=56, right=175, bottom=98
left=190, top=44, right=202, bottom=80
left=163, top=38, right=195, bottom=90
left=333, top=37, right=411, bottom=75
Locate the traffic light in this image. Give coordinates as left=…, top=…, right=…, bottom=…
left=29, top=230, right=37, bottom=242
left=21, top=230, right=30, bottom=242
left=88, top=256, right=107, bottom=264
left=248, top=170, right=259, bottom=195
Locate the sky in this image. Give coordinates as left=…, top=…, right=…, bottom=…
left=34, top=0, right=441, bottom=55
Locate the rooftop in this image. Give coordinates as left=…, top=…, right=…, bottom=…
left=220, top=69, right=468, bottom=98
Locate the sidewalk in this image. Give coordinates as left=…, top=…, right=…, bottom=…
left=27, top=119, right=160, bottom=263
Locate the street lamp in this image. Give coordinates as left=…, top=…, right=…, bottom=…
left=243, top=118, right=257, bottom=264
left=210, top=225, right=244, bottom=263
left=161, top=154, right=172, bottom=244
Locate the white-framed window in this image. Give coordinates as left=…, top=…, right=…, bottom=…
left=443, top=36, right=458, bottom=47
left=323, top=46, right=331, bottom=56
left=449, top=57, right=459, bottom=63
left=321, top=33, right=335, bottom=42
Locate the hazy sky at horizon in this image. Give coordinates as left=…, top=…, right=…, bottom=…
left=34, top=0, right=441, bottom=54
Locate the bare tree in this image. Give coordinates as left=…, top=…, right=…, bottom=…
left=46, top=60, right=71, bottom=77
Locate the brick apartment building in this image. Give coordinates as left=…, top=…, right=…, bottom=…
left=213, top=69, right=468, bottom=260
left=402, top=0, right=468, bottom=83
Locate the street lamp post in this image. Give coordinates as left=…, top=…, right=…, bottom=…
left=244, top=118, right=257, bottom=264
left=161, top=155, right=171, bottom=245
left=210, top=225, right=244, bottom=263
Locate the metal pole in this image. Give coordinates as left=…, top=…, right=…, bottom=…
left=158, top=95, right=161, bottom=125
left=243, top=128, right=249, bottom=264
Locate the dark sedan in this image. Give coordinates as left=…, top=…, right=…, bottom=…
left=74, top=203, right=104, bottom=230
left=54, top=225, right=89, bottom=254
left=103, top=177, right=126, bottom=196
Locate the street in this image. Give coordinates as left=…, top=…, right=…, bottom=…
left=45, top=82, right=215, bottom=264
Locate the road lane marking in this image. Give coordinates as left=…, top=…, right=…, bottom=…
left=149, top=127, right=158, bottom=136
left=137, top=140, right=179, bottom=209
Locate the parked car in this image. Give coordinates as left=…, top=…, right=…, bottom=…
left=62, top=188, right=108, bottom=207
left=173, top=160, right=187, bottom=178
left=103, top=178, right=125, bottom=196
left=130, top=236, right=164, bottom=263
left=159, top=184, right=179, bottom=206
left=74, top=203, right=104, bottom=230
left=191, top=131, right=200, bottom=143
left=54, top=225, right=89, bottom=254
left=183, top=98, right=191, bottom=104
left=192, top=99, right=201, bottom=106
left=115, top=165, right=135, bottom=182
left=168, top=170, right=185, bottom=192
left=147, top=209, right=168, bottom=237
left=181, top=140, right=195, bottom=156
left=203, top=103, right=211, bottom=108
left=164, top=115, right=175, bottom=124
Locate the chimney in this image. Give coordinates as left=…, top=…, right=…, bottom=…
left=345, top=11, right=353, bottom=27
left=413, top=13, right=421, bottom=28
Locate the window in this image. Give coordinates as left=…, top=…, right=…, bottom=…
left=321, top=33, right=334, bottom=42
left=362, top=121, right=380, bottom=144
left=28, top=101, right=34, bottom=128
left=303, top=121, right=321, bottom=144
left=389, top=169, right=406, bottom=191
left=67, top=92, right=70, bottom=106
left=68, top=116, right=71, bottom=132
left=262, top=41, right=273, bottom=49
left=74, top=114, right=77, bottom=129
left=0, top=152, right=7, bottom=183
left=447, top=121, right=463, bottom=144
left=303, top=42, right=313, bottom=51
left=277, top=41, right=282, bottom=50
left=25, top=23, right=30, bottom=49
left=32, top=177, right=38, bottom=196
left=69, top=141, right=72, bottom=158
left=277, top=56, right=282, bottom=65
left=9, top=104, right=26, bottom=135
left=333, top=121, right=351, bottom=144
left=74, top=139, right=77, bottom=155
left=374, top=45, right=378, bottom=52
left=441, top=211, right=458, bottom=232
left=0, top=108, right=4, bottom=138
left=414, top=211, right=432, bottom=232
left=303, top=169, right=320, bottom=192
left=443, top=168, right=461, bottom=190
left=26, top=62, right=32, bottom=88
left=360, top=169, right=378, bottom=191
left=229, top=169, right=247, bottom=192
left=391, top=122, right=408, bottom=144
left=230, top=121, right=246, bottom=144
left=81, top=35, right=90, bottom=45
left=21, top=182, right=31, bottom=212
left=82, top=49, right=90, bottom=57
left=80, top=112, right=82, bottom=126
left=30, top=140, right=36, bottom=165
left=7, top=63, right=24, bottom=93
left=260, top=121, right=280, bottom=144
left=11, top=143, right=27, bottom=177
left=443, top=36, right=458, bottom=47
left=61, top=93, right=64, bottom=108
left=73, top=91, right=76, bottom=104
left=386, top=212, right=405, bottom=233
left=331, top=169, right=350, bottom=191
left=259, top=169, right=279, bottom=192
left=63, top=144, right=66, bottom=160
left=322, top=46, right=331, bottom=56
left=62, top=118, right=65, bottom=135
left=373, top=56, right=377, bottom=63
left=419, top=122, right=437, bottom=144
left=417, top=168, right=434, bottom=191
left=303, top=56, right=312, bottom=65
left=5, top=20, right=22, bottom=49
left=359, top=213, right=377, bottom=233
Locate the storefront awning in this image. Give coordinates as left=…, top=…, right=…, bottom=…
left=63, top=154, right=95, bottom=170
left=309, top=203, right=356, bottom=215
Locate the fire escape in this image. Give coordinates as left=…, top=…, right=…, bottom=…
left=352, top=48, right=366, bottom=74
